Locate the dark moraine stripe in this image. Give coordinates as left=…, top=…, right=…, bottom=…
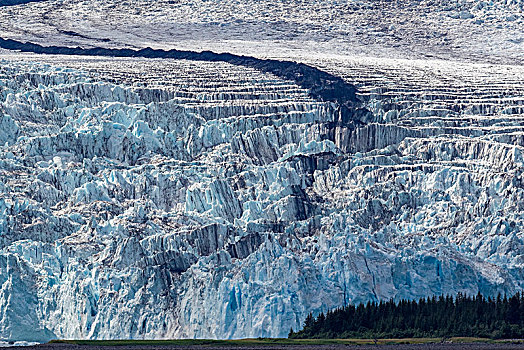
left=0, top=0, right=45, bottom=6
left=0, top=37, right=369, bottom=127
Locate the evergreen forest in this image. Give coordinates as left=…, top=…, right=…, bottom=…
left=289, top=293, right=524, bottom=339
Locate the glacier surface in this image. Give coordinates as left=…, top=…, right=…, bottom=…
left=0, top=0, right=522, bottom=64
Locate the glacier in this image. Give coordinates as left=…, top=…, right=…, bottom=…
left=0, top=0, right=523, bottom=343
left=0, top=52, right=523, bottom=341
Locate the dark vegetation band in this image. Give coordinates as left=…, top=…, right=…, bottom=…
left=290, top=292, right=524, bottom=339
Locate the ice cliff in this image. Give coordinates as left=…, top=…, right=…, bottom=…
left=0, top=55, right=524, bottom=341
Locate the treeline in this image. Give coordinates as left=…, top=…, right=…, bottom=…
left=289, top=292, right=524, bottom=339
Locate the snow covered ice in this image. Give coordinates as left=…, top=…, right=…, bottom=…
left=0, top=0, right=523, bottom=343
